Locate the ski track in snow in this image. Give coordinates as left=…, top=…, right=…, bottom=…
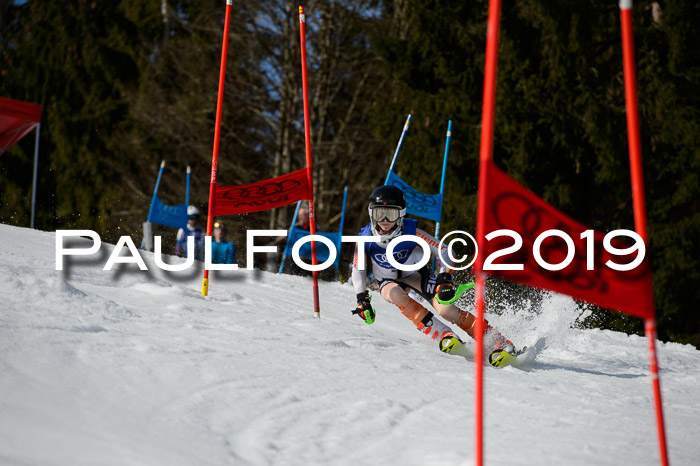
left=0, top=224, right=699, bottom=465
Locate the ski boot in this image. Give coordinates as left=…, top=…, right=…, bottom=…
left=485, top=325, right=517, bottom=367
left=439, top=332, right=464, bottom=354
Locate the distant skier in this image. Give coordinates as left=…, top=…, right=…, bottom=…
left=175, top=205, right=204, bottom=261
left=350, top=185, right=519, bottom=366
left=211, top=220, right=235, bottom=264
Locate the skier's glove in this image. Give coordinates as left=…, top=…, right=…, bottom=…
left=435, top=272, right=456, bottom=303
left=352, top=291, right=375, bottom=324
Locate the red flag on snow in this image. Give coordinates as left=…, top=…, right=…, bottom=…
left=481, top=160, right=653, bottom=319
left=212, top=168, right=310, bottom=216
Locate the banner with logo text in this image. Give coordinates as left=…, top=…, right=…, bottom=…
left=212, top=168, right=311, bottom=216
left=481, top=160, right=653, bottom=319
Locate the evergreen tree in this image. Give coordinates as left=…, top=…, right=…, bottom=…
left=370, top=0, right=699, bottom=344
left=1, top=1, right=141, bottom=235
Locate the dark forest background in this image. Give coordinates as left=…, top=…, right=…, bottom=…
left=1, top=1, right=698, bottom=345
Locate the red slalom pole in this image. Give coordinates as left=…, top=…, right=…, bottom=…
left=474, top=1, right=502, bottom=464
left=299, top=5, right=321, bottom=318
left=620, top=2, right=669, bottom=464
left=202, top=0, right=232, bottom=297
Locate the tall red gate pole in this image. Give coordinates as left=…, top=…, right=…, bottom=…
left=299, top=5, right=321, bottom=317
left=474, top=1, right=503, bottom=465
left=620, top=1, right=669, bottom=464
left=202, top=0, right=233, bottom=296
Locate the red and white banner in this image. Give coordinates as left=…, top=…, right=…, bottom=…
left=212, top=168, right=310, bottom=216
left=481, top=159, right=653, bottom=319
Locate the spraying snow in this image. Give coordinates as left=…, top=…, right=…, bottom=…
left=1, top=224, right=698, bottom=465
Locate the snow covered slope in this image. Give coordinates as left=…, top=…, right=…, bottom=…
left=1, top=223, right=698, bottom=465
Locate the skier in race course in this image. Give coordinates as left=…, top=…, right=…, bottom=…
left=350, top=185, right=520, bottom=367
left=211, top=221, right=236, bottom=264
left=175, top=205, right=204, bottom=261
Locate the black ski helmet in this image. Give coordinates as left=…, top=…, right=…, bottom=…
left=369, top=185, right=406, bottom=210
left=368, top=185, right=407, bottom=238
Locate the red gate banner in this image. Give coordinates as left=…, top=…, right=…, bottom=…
left=482, top=160, right=653, bottom=319
left=213, top=168, right=310, bottom=216
left=0, top=96, right=42, bottom=155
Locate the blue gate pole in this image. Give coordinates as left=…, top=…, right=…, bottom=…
left=335, top=185, right=349, bottom=281
left=185, top=165, right=191, bottom=230
left=142, top=160, right=166, bottom=249
left=278, top=201, right=303, bottom=274
left=148, top=160, right=166, bottom=223
left=385, top=114, right=412, bottom=184
left=30, top=123, right=41, bottom=229
left=435, top=120, right=452, bottom=240
left=186, top=165, right=191, bottom=207
left=433, top=120, right=452, bottom=271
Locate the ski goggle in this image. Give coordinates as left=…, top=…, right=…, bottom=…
left=371, top=206, right=402, bottom=223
